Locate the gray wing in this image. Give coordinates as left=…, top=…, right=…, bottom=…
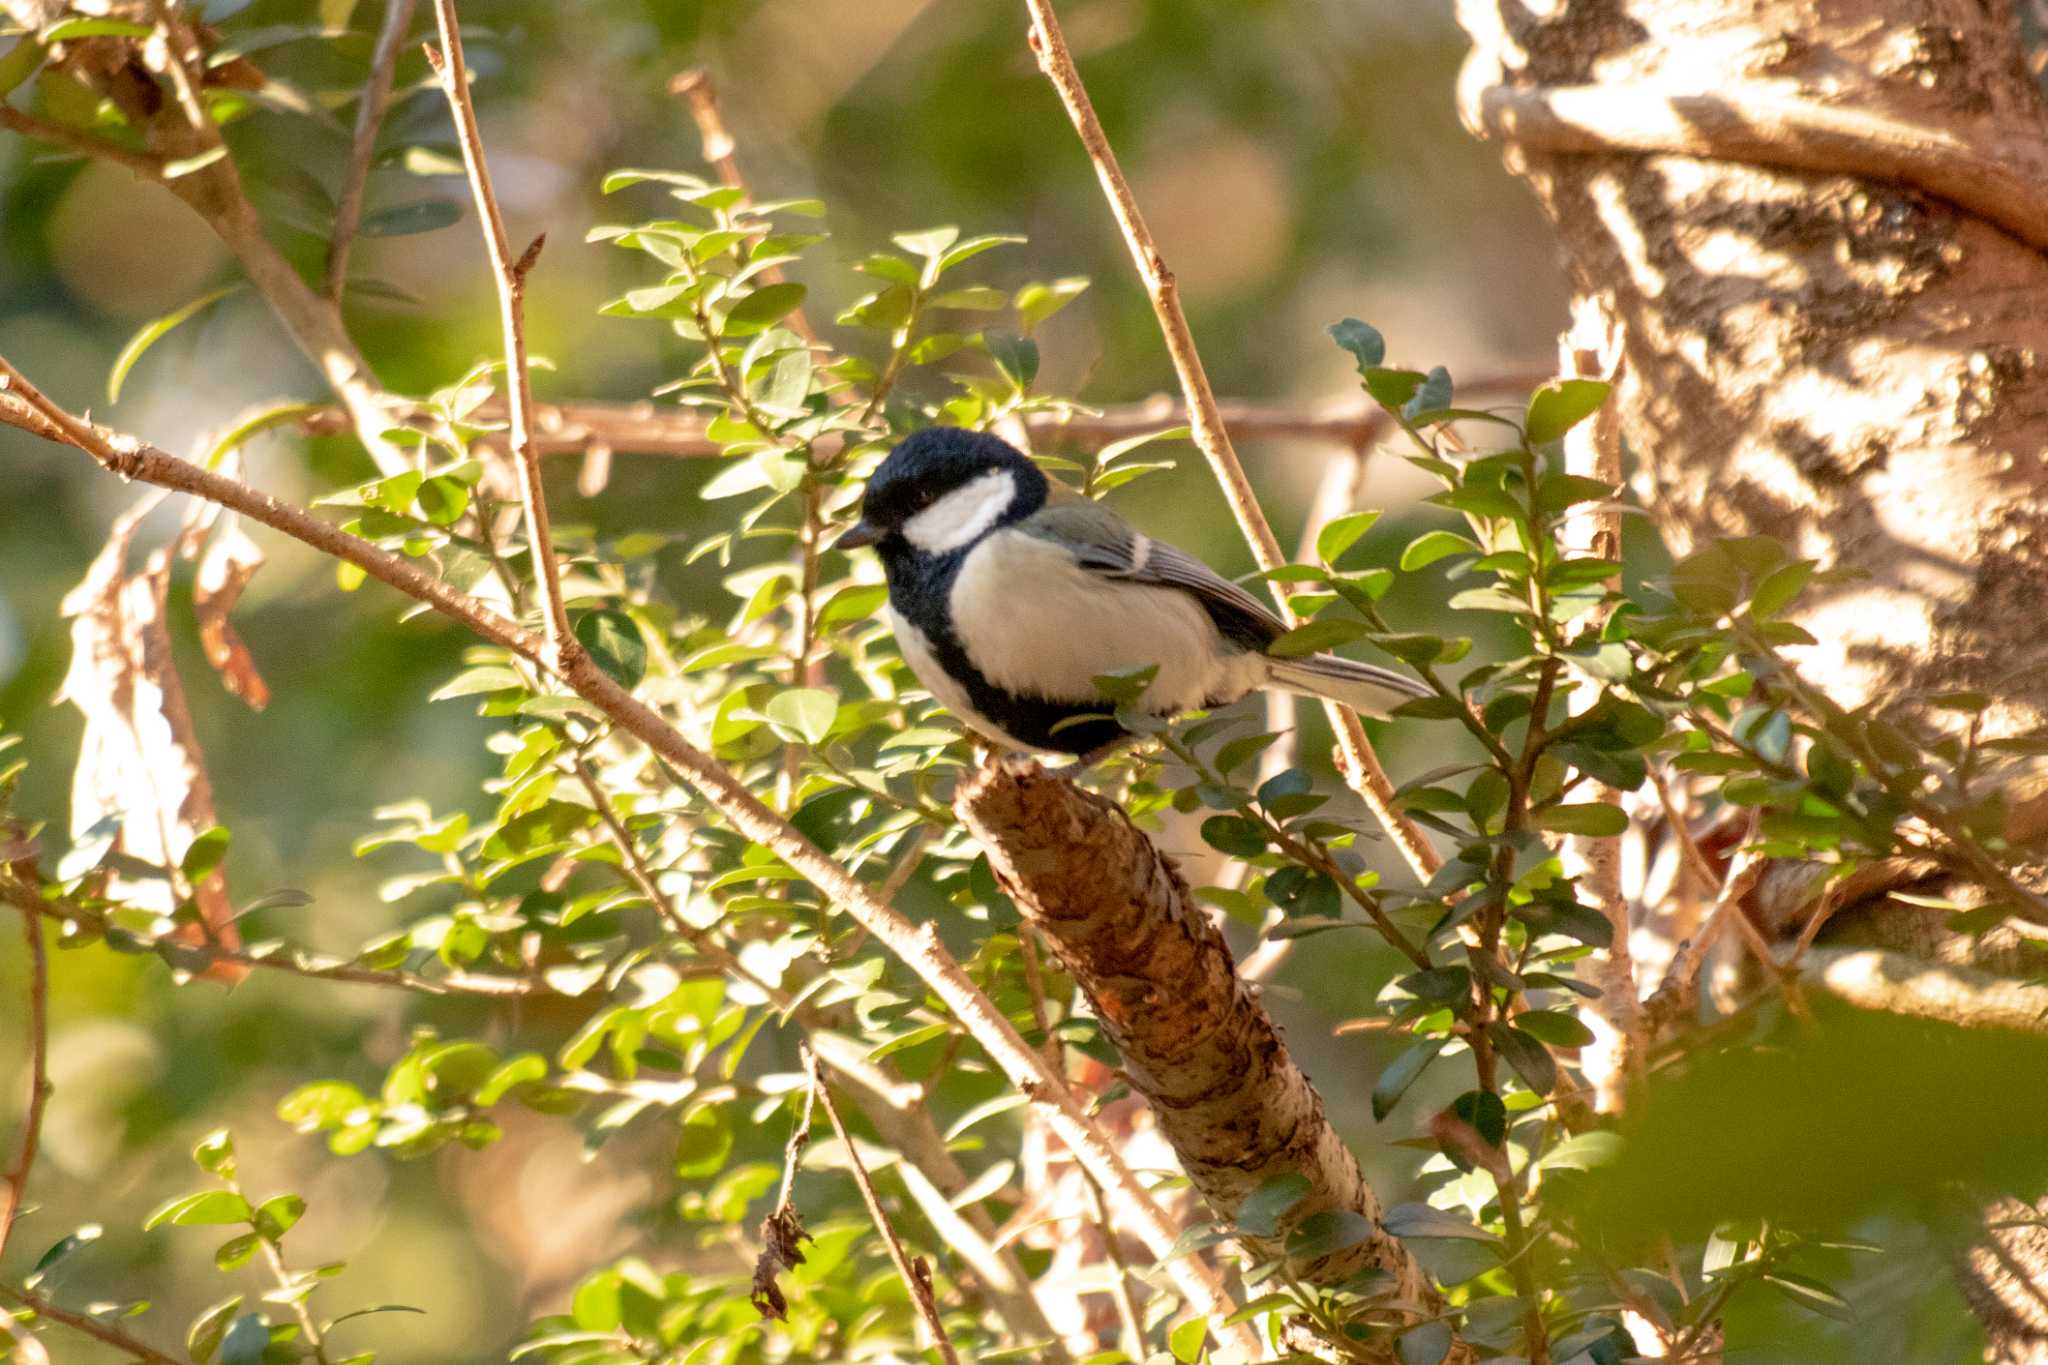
left=1019, top=498, right=1287, bottom=651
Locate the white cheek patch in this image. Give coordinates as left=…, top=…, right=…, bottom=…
left=903, top=469, right=1016, bottom=554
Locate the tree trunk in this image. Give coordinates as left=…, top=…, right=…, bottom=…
left=1455, top=1, right=2048, bottom=1356
left=1455, top=0, right=2048, bottom=730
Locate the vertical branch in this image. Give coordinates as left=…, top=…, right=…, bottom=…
left=0, top=907, right=49, bottom=1264
left=1019, top=0, right=1440, bottom=882
left=804, top=1045, right=964, bottom=1365
left=1554, top=298, right=1639, bottom=1109
left=425, top=0, right=575, bottom=661
left=327, top=0, right=422, bottom=300
left=667, top=67, right=831, bottom=708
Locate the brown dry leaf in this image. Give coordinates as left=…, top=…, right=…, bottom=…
left=59, top=495, right=247, bottom=983
left=191, top=513, right=269, bottom=710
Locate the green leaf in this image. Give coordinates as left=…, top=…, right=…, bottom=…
left=1488, top=1022, right=1558, bottom=1095
left=26, top=1224, right=102, bottom=1290
left=1449, top=1089, right=1506, bottom=1149
left=108, top=286, right=238, bottom=403
left=1401, top=530, right=1479, bottom=571
left=181, top=827, right=231, bottom=884
left=1397, top=1321, right=1453, bottom=1365
left=1327, top=318, right=1386, bottom=372
left=1235, top=1170, right=1311, bottom=1237
left=987, top=332, right=1039, bottom=391
left=722, top=282, right=807, bottom=336
left=892, top=226, right=959, bottom=259
left=254, top=1194, right=305, bottom=1240
left=1764, top=1271, right=1853, bottom=1320
left=574, top=610, right=647, bottom=690
left=1267, top=618, right=1366, bottom=660
left=674, top=1105, right=734, bottom=1178
left=1525, top=378, right=1611, bottom=444
left=187, top=1295, right=244, bottom=1365
left=1015, top=276, right=1089, bottom=331
left=1287, top=1209, right=1374, bottom=1260
left=40, top=16, right=154, bottom=39
left=1200, top=815, right=1267, bottom=860
left=360, top=200, right=462, bottom=237
left=1381, top=1202, right=1500, bottom=1242
left=1315, top=511, right=1379, bottom=565
left=1372, top=1038, right=1447, bottom=1121
left=1402, top=365, right=1452, bottom=419
left=145, top=1190, right=254, bottom=1231
left=214, top=1231, right=260, bottom=1271
left=192, top=1128, right=236, bottom=1178
left=203, top=401, right=321, bottom=471
left=1533, top=802, right=1628, bottom=837
left=1169, top=1317, right=1208, bottom=1363
left=764, top=687, right=838, bottom=745
left=1749, top=560, right=1815, bottom=620
left=1512, top=1009, right=1597, bottom=1047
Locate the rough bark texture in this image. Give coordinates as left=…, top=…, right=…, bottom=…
left=956, top=759, right=1432, bottom=1301
left=1458, top=0, right=2048, bottom=735
left=1456, top=3, right=2048, bottom=1356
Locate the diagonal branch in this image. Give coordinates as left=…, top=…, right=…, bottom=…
left=0, top=1286, right=180, bottom=1365
left=805, top=1045, right=965, bottom=1365
left=1020, top=0, right=1441, bottom=883
left=425, top=0, right=573, bottom=659
left=326, top=0, right=422, bottom=300
left=958, top=759, right=1436, bottom=1307
left=0, top=357, right=1248, bottom=1337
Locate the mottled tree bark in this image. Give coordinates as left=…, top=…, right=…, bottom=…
left=1455, top=2, right=2048, bottom=1356
left=1457, top=0, right=2048, bottom=732
left=956, top=759, right=1434, bottom=1303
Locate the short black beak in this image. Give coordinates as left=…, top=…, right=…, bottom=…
left=836, top=520, right=884, bottom=551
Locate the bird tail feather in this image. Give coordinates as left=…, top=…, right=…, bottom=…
left=1266, top=653, right=1429, bottom=717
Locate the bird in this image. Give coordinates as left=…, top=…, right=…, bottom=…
left=837, top=427, right=1430, bottom=759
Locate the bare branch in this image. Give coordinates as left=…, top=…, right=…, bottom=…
left=426, top=0, right=574, bottom=660
left=0, top=358, right=1246, bottom=1331
left=805, top=1044, right=965, bottom=1365
left=1, top=878, right=550, bottom=998
left=0, top=1286, right=181, bottom=1365
left=1021, top=0, right=1440, bottom=883
left=326, top=0, right=422, bottom=300
left=0, top=906, right=49, bottom=1264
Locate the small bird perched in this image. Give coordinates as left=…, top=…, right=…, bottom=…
left=838, top=427, right=1429, bottom=758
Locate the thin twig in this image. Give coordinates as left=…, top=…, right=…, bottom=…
left=0, top=878, right=550, bottom=998
left=804, top=1044, right=964, bottom=1365
left=566, top=752, right=793, bottom=1007
left=0, top=907, right=49, bottom=1264
left=425, top=0, right=574, bottom=661
left=0, top=355, right=1247, bottom=1332
left=327, top=0, right=422, bottom=299
left=0, top=1286, right=181, bottom=1365
left=1021, top=0, right=1439, bottom=884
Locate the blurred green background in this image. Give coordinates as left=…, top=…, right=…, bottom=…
left=0, top=2, right=2004, bottom=1361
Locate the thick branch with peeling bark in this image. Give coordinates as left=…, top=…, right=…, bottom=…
left=957, top=759, right=1433, bottom=1304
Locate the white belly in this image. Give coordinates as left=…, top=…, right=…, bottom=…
left=949, top=529, right=1267, bottom=713
left=883, top=602, right=1039, bottom=751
